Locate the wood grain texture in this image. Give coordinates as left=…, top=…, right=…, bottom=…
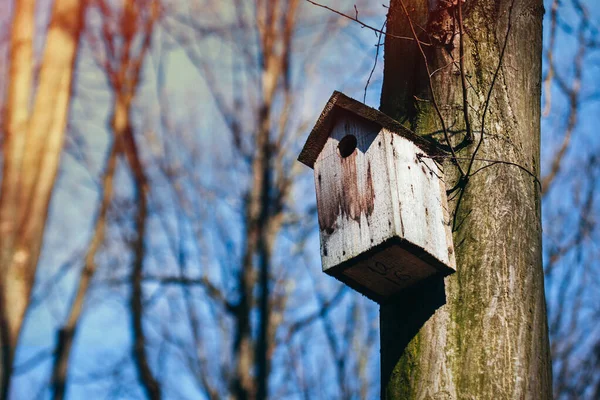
left=313, top=112, right=455, bottom=300
left=342, top=245, right=438, bottom=298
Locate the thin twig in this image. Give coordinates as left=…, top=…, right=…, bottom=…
left=419, top=153, right=541, bottom=188
left=421, top=147, right=542, bottom=231
left=286, top=286, right=347, bottom=340
left=541, top=0, right=587, bottom=194
left=542, top=0, right=559, bottom=117
left=399, top=0, right=465, bottom=177
left=451, top=181, right=467, bottom=231
left=364, top=20, right=386, bottom=103
left=304, top=0, right=431, bottom=46
left=457, top=1, right=473, bottom=143
left=430, top=56, right=461, bottom=78
left=465, top=0, right=515, bottom=179
left=13, top=349, right=53, bottom=375
left=470, top=161, right=540, bottom=186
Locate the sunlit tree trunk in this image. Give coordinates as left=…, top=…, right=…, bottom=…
left=379, top=0, right=552, bottom=398
left=0, top=0, right=86, bottom=397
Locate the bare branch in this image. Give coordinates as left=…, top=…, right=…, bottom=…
left=304, top=0, right=431, bottom=45
left=398, top=0, right=465, bottom=177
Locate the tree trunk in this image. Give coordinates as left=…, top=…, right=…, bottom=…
left=49, top=99, right=124, bottom=400
left=230, top=3, right=299, bottom=399
left=123, top=117, right=162, bottom=400
left=0, top=0, right=85, bottom=397
left=379, top=1, right=552, bottom=399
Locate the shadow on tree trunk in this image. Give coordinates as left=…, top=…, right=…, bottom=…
left=379, top=276, right=446, bottom=391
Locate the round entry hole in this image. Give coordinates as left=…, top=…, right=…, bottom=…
left=338, top=135, right=357, bottom=158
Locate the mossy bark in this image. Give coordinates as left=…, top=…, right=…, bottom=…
left=379, top=1, right=552, bottom=399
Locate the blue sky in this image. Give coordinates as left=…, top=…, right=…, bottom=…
left=6, top=0, right=600, bottom=398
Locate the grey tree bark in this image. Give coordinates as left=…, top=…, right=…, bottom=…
left=378, top=0, right=552, bottom=398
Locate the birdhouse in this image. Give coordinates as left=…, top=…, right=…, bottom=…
left=298, top=91, right=456, bottom=303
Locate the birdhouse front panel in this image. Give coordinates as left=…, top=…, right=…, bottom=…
left=339, top=130, right=455, bottom=299
left=313, top=112, right=397, bottom=269
left=299, top=91, right=456, bottom=302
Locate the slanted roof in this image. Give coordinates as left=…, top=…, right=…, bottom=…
left=297, top=91, right=445, bottom=169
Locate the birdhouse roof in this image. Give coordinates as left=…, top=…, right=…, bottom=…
left=297, top=91, right=445, bottom=168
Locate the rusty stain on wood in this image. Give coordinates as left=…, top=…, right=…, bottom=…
left=317, top=154, right=376, bottom=234
left=304, top=93, right=456, bottom=301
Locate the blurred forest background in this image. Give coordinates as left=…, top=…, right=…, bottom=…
left=0, top=0, right=598, bottom=399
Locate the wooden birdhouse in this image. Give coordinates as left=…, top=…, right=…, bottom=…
left=298, top=91, right=456, bottom=303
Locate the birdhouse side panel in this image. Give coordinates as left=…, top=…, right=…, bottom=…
left=439, top=169, right=457, bottom=269
left=313, top=113, right=395, bottom=272
left=385, top=132, right=455, bottom=269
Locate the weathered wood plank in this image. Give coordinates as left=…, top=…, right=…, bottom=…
left=299, top=91, right=444, bottom=169
left=312, top=111, right=455, bottom=301
left=314, top=112, right=395, bottom=268
left=386, top=131, right=455, bottom=268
